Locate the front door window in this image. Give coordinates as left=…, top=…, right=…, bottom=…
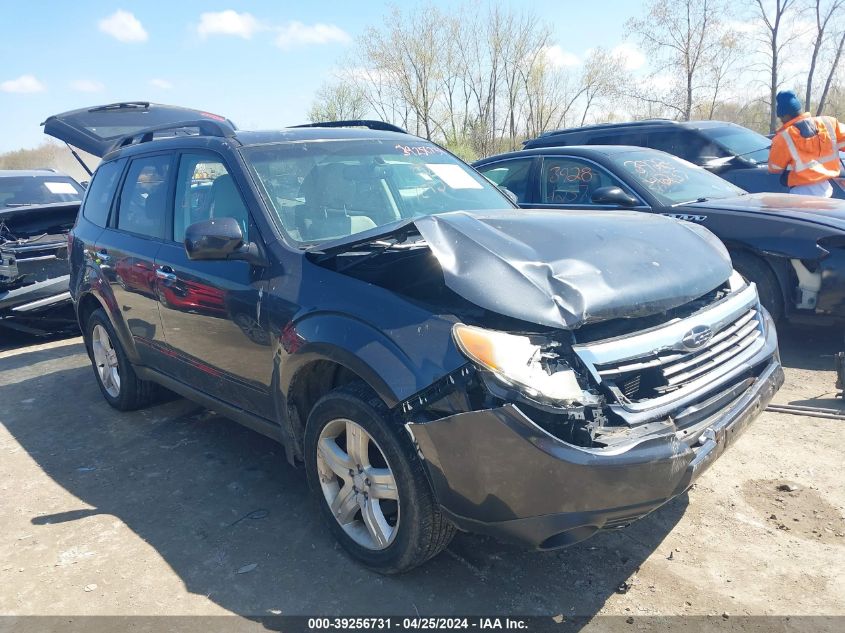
left=540, top=157, right=630, bottom=205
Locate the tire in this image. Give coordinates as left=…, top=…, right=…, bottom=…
left=304, top=381, right=455, bottom=573
left=731, top=251, right=784, bottom=322
left=83, top=308, right=157, bottom=411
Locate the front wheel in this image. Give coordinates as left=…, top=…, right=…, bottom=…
left=731, top=251, right=784, bottom=322
left=304, top=382, right=455, bottom=573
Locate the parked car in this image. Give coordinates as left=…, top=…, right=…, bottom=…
left=46, top=102, right=782, bottom=572
left=474, top=145, right=845, bottom=326
left=522, top=119, right=845, bottom=199
left=0, top=170, right=85, bottom=333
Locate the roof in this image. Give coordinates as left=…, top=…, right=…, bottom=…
left=233, top=127, right=414, bottom=147
left=0, top=169, right=70, bottom=178
left=528, top=118, right=740, bottom=141
left=473, top=145, right=659, bottom=165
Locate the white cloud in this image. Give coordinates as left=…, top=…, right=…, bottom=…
left=611, top=42, right=646, bottom=71
left=0, top=74, right=46, bottom=93
left=197, top=10, right=262, bottom=39
left=543, top=45, right=580, bottom=68
left=70, top=79, right=105, bottom=93
left=275, top=21, right=351, bottom=49
left=149, top=78, right=173, bottom=90
left=98, top=10, right=148, bottom=43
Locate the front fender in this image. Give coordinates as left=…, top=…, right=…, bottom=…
left=279, top=312, right=466, bottom=409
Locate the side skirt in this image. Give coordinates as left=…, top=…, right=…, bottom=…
left=135, top=366, right=285, bottom=444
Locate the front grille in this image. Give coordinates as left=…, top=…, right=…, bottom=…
left=592, top=308, right=762, bottom=402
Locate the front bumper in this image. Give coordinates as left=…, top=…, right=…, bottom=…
left=408, top=320, right=783, bottom=550
left=0, top=275, right=72, bottom=317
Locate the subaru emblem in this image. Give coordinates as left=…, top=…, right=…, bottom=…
left=682, top=325, right=713, bottom=349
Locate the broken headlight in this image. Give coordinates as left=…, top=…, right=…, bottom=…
left=452, top=323, right=590, bottom=405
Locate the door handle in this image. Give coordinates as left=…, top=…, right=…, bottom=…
left=155, top=267, right=177, bottom=282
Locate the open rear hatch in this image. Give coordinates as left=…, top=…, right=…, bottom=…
left=42, top=102, right=237, bottom=158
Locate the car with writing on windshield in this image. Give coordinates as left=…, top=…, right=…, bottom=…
left=474, top=145, right=845, bottom=327
left=521, top=119, right=845, bottom=199
left=0, top=169, right=85, bottom=333
left=46, top=102, right=781, bottom=572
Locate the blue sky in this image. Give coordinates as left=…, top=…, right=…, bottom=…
left=0, top=1, right=640, bottom=152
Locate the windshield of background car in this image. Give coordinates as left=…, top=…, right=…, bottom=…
left=0, top=175, right=84, bottom=208
left=702, top=125, right=771, bottom=164
left=241, top=139, right=512, bottom=245
left=610, top=150, right=746, bottom=205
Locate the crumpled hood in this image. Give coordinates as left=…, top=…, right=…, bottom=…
left=687, top=192, right=845, bottom=231
left=414, top=210, right=732, bottom=329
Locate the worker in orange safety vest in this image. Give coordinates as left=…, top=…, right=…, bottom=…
left=768, top=91, right=845, bottom=197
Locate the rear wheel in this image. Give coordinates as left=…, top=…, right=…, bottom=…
left=304, top=382, right=455, bottom=573
left=84, top=308, right=156, bottom=411
left=731, top=251, right=783, bottom=322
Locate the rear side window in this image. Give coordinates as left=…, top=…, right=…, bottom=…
left=590, top=132, right=646, bottom=147
left=82, top=159, right=124, bottom=227
left=116, top=155, right=172, bottom=239
left=476, top=158, right=534, bottom=203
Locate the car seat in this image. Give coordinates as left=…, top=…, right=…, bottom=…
left=210, top=174, right=250, bottom=237
left=295, top=164, right=377, bottom=241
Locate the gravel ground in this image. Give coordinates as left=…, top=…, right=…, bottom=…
left=0, top=324, right=843, bottom=623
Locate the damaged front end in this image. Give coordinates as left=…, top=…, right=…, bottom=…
left=399, top=273, right=782, bottom=550
left=0, top=202, right=78, bottom=333
left=310, top=209, right=783, bottom=550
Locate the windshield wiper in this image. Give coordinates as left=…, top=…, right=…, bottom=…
left=332, top=236, right=415, bottom=272
left=707, top=145, right=771, bottom=167
left=672, top=197, right=709, bottom=206
left=305, top=218, right=419, bottom=260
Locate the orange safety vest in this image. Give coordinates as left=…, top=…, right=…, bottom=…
left=768, top=113, right=845, bottom=187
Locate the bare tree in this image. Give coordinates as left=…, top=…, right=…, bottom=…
left=700, top=29, right=745, bottom=119
left=815, top=22, right=845, bottom=113
left=805, top=0, right=844, bottom=112
left=334, top=1, right=640, bottom=155
left=576, top=49, right=620, bottom=125
left=351, top=6, right=448, bottom=139
left=753, top=0, right=802, bottom=132
left=307, top=81, right=369, bottom=122
left=627, top=0, right=734, bottom=121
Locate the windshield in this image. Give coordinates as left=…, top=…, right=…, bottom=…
left=0, top=175, right=84, bottom=208
left=241, top=139, right=512, bottom=245
left=700, top=125, right=771, bottom=164
left=610, top=150, right=746, bottom=205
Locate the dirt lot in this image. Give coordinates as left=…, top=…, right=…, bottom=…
left=0, top=324, right=844, bottom=623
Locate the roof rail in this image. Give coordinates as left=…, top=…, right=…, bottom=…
left=112, top=119, right=238, bottom=152
left=89, top=101, right=151, bottom=113
left=290, top=119, right=409, bottom=134
left=540, top=118, right=678, bottom=137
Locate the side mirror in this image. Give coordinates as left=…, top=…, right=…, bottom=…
left=184, top=217, right=244, bottom=261
left=590, top=186, right=638, bottom=207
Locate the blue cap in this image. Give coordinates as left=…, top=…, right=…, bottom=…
left=776, top=91, right=802, bottom=118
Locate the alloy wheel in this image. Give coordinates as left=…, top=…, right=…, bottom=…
left=91, top=324, right=121, bottom=398
left=316, top=418, right=400, bottom=550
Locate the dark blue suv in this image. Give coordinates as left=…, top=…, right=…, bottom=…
left=45, top=102, right=782, bottom=572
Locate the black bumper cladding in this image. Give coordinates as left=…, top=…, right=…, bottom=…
left=409, top=329, right=783, bottom=550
